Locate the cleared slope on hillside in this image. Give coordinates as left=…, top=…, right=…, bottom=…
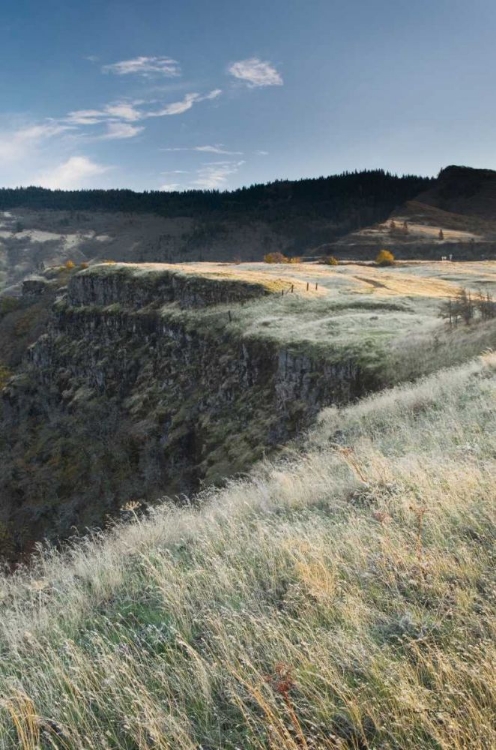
left=0, top=352, right=494, bottom=749
left=333, top=166, right=496, bottom=259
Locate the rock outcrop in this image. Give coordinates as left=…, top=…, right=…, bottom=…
left=0, top=265, right=377, bottom=561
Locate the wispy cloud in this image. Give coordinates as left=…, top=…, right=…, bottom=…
left=65, top=109, right=107, bottom=126
left=34, top=156, right=110, bottom=189
left=195, top=144, right=242, bottom=154
left=254, top=149, right=269, bottom=156
left=104, top=102, right=144, bottom=121
left=227, top=57, right=283, bottom=88
left=102, top=56, right=181, bottom=77
left=64, top=89, right=221, bottom=141
left=148, top=93, right=200, bottom=117
left=148, top=89, right=221, bottom=117
left=161, top=143, right=242, bottom=155
left=99, top=122, right=144, bottom=140
left=192, top=160, right=245, bottom=189
left=0, top=122, right=75, bottom=163
left=159, top=183, right=181, bottom=191
left=66, top=101, right=143, bottom=125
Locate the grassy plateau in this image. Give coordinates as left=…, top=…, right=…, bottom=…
left=88, top=260, right=496, bottom=383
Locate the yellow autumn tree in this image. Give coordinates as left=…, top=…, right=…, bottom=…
left=376, top=249, right=395, bottom=266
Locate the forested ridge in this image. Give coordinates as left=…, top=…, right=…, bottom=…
left=0, top=170, right=432, bottom=230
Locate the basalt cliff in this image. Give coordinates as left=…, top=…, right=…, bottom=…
left=0, top=264, right=378, bottom=561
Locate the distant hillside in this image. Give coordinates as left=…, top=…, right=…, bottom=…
left=416, top=164, right=496, bottom=219
left=332, top=165, right=496, bottom=259
left=0, top=170, right=430, bottom=225
left=0, top=170, right=431, bottom=294
left=6, top=166, right=496, bottom=294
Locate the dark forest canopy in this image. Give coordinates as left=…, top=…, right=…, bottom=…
left=0, top=170, right=433, bottom=225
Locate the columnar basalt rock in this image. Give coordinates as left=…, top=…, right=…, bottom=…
left=0, top=267, right=376, bottom=561
left=68, top=265, right=272, bottom=309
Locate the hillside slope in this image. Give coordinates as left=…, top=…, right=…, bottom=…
left=0, top=170, right=430, bottom=294
left=0, top=352, right=494, bottom=748
left=416, top=165, right=496, bottom=219
left=333, top=166, right=496, bottom=260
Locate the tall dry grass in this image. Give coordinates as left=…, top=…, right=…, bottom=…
left=0, top=354, right=495, bottom=748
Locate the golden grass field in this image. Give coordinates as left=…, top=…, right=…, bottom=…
left=0, top=260, right=495, bottom=748
left=126, top=260, right=496, bottom=384
left=114, top=259, right=496, bottom=298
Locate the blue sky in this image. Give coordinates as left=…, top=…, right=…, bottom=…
left=1, top=0, right=496, bottom=191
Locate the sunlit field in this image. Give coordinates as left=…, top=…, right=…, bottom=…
left=114, top=260, right=496, bottom=383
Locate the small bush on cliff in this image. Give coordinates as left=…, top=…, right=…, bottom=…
left=324, top=255, right=339, bottom=265
left=264, top=252, right=289, bottom=264
left=376, top=249, right=395, bottom=266
left=64, top=260, right=75, bottom=270
left=288, top=256, right=302, bottom=264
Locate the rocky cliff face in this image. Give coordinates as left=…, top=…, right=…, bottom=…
left=67, top=265, right=272, bottom=309
left=0, top=266, right=375, bottom=561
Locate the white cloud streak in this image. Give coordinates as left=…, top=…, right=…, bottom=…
left=102, top=56, right=181, bottom=77
left=148, top=89, right=221, bottom=117
left=149, top=93, right=200, bottom=117
left=66, top=101, right=143, bottom=125
left=228, top=57, right=283, bottom=87
left=34, top=156, right=110, bottom=189
left=195, top=144, right=242, bottom=154
left=192, top=160, right=245, bottom=189
left=0, top=123, right=75, bottom=164
left=99, top=122, right=144, bottom=140
left=67, top=90, right=221, bottom=131
left=161, top=143, right=242, bottom=155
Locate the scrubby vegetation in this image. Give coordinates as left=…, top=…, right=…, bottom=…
left=375, top=249, right=395, bottom=266
left=0, top=352, right=494, bottom=748
left=440, top=287, right=496, bottom=326
left=264, top=252, right=289, bottom=263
